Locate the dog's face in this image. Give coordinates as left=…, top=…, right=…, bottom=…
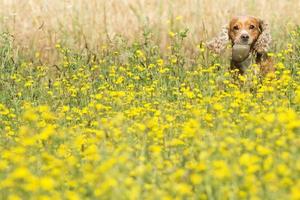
left=207, top=15, right=271, bottom=54
left=229, top=16, right=261, bottom=46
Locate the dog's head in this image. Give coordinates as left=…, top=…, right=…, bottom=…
left=207, top=16, right=271, bottom=54
left=229, top=16, right=261, bottom=46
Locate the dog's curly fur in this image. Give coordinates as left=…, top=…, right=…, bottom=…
left=253, top=21, right=271, bottom=54
left=207, top=16, right=274, bottom=75
left=207, top=25, right=229, bottom=54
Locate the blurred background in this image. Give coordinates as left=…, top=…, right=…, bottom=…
left=0, top=0, right=299, bottom=63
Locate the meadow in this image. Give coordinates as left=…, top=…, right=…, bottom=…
left=0, top=0, right=300, bottom=199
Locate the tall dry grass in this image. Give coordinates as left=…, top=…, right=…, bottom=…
left=0, top=0, right=299, bottom=63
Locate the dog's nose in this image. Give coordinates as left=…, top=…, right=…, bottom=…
left=241, top=34, right=249, bottom=41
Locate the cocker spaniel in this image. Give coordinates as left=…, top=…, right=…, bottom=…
left=207, top=15, right=274, bottom=75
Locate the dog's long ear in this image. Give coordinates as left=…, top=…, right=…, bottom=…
left=253, top=20, right=271, bottom=53
left=206, top=25, right=229, bottom=54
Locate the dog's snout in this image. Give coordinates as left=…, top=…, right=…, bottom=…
left=241, top=34, right=250, bottom=41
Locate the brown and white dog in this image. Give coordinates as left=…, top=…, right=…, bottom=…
left=207, top=15, right=274, bottom=75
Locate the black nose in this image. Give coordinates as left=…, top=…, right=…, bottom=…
left=241, top=34, right=249, bottom=40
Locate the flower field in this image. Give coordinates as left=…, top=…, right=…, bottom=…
left=0, top=27, right=300, bottom=199
left=1, top=1, right=300, bottom=199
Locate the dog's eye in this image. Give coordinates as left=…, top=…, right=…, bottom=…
left=249, top=25, right=255, bottom=29
left=233, top=25, right=239, bottom=30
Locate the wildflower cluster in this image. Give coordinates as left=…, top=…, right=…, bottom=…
left=0, top=27, right=300, bottom=199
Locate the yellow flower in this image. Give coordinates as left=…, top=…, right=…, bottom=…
left=181, top=119, right=200, bottom=139
left=195, top=163, right=206, bottom=172
left=175, top=183, right=192, bottom=196
left=135, top=50, right=145, bottom=60
left=149, top=145, right=162, bottom=154
left=175, top=15, right=183, bottom=21
left=169, top=31, right=176, bottom=37
left=39, top=125, right=55, bottom=140
left=55, top=43, right=61, bottom=49
left=57, top=144, right=71, bottom=158
left=94, top=178, right=117, bottom=197
left=66, top=191, right=81, bottom=200
left=276, top=164, right=290, bottom=176
left=0, top=160, right=8, bottom=171
left=168, top=138, right=185, bottom=147
left=11, top=167, right=32, bottom=179
left=23, top=110, right=38, bottom=122
left=264, top=113, right=275, bottom=123
left=257, top=145, right=272, bottom=156
left=40, top=177, right=55, bottom=190
left=213, top=103, right=223, bottom=111
left=291, top=183, right=300, bottom=200
left=190, top=173, right=202, bottom=184
left=157, top=59, right=164, bottom=66
left=0, top=104, right=9, bottom=115
left=8, top=195, right=22, bottom=200
left=170, top=56, right=177, bottom=64
left=212, top=160, right=231, bottom=179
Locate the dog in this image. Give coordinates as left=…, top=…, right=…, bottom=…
left=207, top=15, right=274, bottom=75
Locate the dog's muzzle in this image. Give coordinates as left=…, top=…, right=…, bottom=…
left=231, top=44, right=252, bottom=73
left=232, top=44, right=250, bottom=62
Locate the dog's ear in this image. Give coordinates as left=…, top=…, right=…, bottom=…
left=253, top=20, right=271, bottom=53
left=206, top=25, right=229, bottom=54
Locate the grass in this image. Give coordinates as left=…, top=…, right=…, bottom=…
left=0, top=1, right=300, bottom=200
left=1, top=0, right=300, bottom=63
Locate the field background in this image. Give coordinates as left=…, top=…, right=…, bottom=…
left=1, top=0, right=300, bottom=63
left=1, top=1, right=300, bottom=200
